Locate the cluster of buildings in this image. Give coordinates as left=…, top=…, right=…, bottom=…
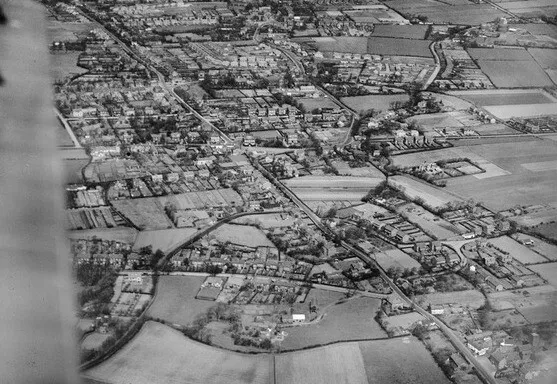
left=71, top=238, right=133, bottom=268
left=466, top=330, right=545, bottom=379
left=463, top=241, right=545, bottom=291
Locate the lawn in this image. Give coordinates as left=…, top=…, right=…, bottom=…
left=81, top=332, right=111, bottom=351
left=133, top=228, right=199, bottom=254
left=276, top=343, right=368, bottom=384
left=210, top=224, right=276, bottom=248
left=340, top=94, right=409, bottom=115
left=280, top=296, right=387, bottom=350
left=84, top=321, right=272, bottom=384
left=147, top=276, right=216, bottom=326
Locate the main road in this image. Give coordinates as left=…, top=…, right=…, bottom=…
left=253, top=157, right=496, bottom=384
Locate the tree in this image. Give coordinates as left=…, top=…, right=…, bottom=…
left=150, top=249, right=165, bottom=269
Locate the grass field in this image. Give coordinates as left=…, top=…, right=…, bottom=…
left=286, top=175, right=384, bottom=202
left=85, top=321, right=272, bottom=384
left=440, top=139, right=557, bottom=211
left=111, top=198, right=173, bottom=230
left=82, top=332, right=111, bottom=351
left=63, top=158, right=89, bottom=184
left=49, top=52, right=87, bottom=82
left=529, top=263, right=557, bottom=288
left=276, top=343, right=368, bottom=384
left=133, top=228, right=199, bottom=254
left=371, top=25, right=428, bottom=40
left=487, top=236, right=547, bottom=264
left=297, top=97, right=338, bottom=111
left=453, top=89, right=556, bottom=106
left=367, top=37, right=431, bottom=58
left=313, top=36, right=368, bottom=54
left=210, top=224, right=276, bottom=248
left=147, top=276, right=215, bottom=326
left=85, top=322, right=450, bottom=384
left=340, top=94, right=409, bottom=115
left=66, top=227, right=138, bottom=243
left=529, top=48, right=557, bottom=69
left=373, top=248, right=421, bottom=271
left=386, top=0, right=505, bottom=25
left=387, top=176, right=462, bottom=210
left=514, top=233, right=557, bottom=261
left=281, top=297, right=387, bottom=350
left=476, top=60, right=553, bottom=88
left=488, top=285, right=557, bottom=324
left=533, top=222, right=557, bottom=242
left=359, top=337, right=451, bottom=384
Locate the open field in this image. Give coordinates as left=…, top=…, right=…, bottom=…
left=387, top=176, right=462, bottom=210
left=147, top=276, right=215, bottom=326
left=85, top=322, right=449, bottom=384
left=370, top=24, right=428, bottom=40
left=468, top=47, right=533, bottom=61
left=476, top=60, right=553, bottom=88
left=276, top=343, right=368, bottom=384
left=297, top=97, right=338, bottom=111
left=359, top=337, right=451, bottom=384
left=285, top=175, right=383, bottom=202
left=85, top=321, right=272, bottom=384
left=210, top=224, right=276, bottom=248
left=488, top=236, right=548, bottom=264
left=133, top=228, right=199, bottom=254
left=63, top=158, right=89, bottom=184
left=386, top=0, right=506, bottom=25
left=340, top=94, right=409, bottom=115
left=488, top=285, right=557, bottom=323
left=111, top=198, right=173, bottom=230
left=310, top=36, right=431, bottom=57
left=440, top=139, right=557, bottom=211
left=312, top=36, right=368, bottom=54
left=67, top=227, right=138, bottom=244
left=529, top=263, right=557, bottom=288
left=528, top=48, right=557, bottom=70
left=533, top=222, right=557, bottom=242
left=450, top=89, right=556, bottom=107
left=373, top=248, right=421, bottom=271
left=49, top=52, right=87, bottom=81
left=485, top=104, right=557, bottom=119
left=396, top=203, right=462, bottom=240
left=281, top=297, right=387, bottom=350
left=416, top=290, right=485, bottom=309
left=367, top=37, right=431, bottom=58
